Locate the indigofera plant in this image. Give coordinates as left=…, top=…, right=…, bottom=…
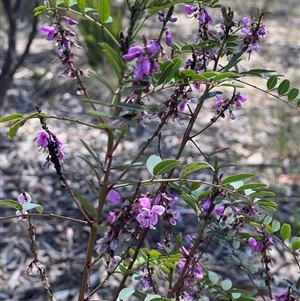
left=0, top=0, right=299, bottom=301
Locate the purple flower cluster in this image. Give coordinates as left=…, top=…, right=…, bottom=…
left=184, top=5, right=213, bottom=42
left=122, top=41, right=160, bottom=86
left=200, top=197, right=224, bottom=216
left=36, top=129, right=67, bottom=163
left=176, top=243, right=203, bottom=298
left=240, top=16, right=266, bottom=53
left=39, top=15, right=83, bottom=80
left=248, top=227, right=274, bottom=254
left=135, top=196, right=165, bottom=229
left=213, top=91, right=247, bottom=119
left=35, top=125, right=66, bottom=181
left=274, top=290, right=295, bottom=301
left=16, top=191, right=31, bottom=221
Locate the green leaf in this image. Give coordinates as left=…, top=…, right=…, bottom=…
left=64, top=0, right=70, bottom=5
left=256, top=200, right=277, bottom=212
left=116, top=103, right=143, bottom=111
left=157, top=58, right=182, bottom=85
left=277, top=79, right=290, bottom=95
left=249, top=191, right=276, bottom=197
left=76, top=0, right=86, bottom=12
left=79, top=139, right=102, bottom=165
left=287, top=88, right=299, bottom=101
left=202, top=71, right=218, bottom=78
left=271, top=219, right=281, bottom=232
left=231, top=292, right=241, bottom=299
left=208, top=271, right=219, bottom=284
left=119, top=288, right=135, bottom=300
left=222, top=173, right=255, bottom=185
left=0, top=199, right=22, bottom=211
left=213, top=72, right=235, bottom=82
left=8, top=119, right=22, bottom=139
left=33, top=5, right=47, bottom=12
left=190, top=182, right=201, bottom=191
left=88, top=71, right=114, bottom=93
left=86, top=110, right=108, bottom=117
left=181, top=192, right=197, bottom=212
left=76, top=192, right=97, bottom=219
left=240, top=69, right=276, bottom=77
left=77, top=156, right=101, bottom=181
left=263, top=222, right=274, bottom=234
left=111, top=162, right=144, bottom=170
left=267, top=75, right=278, bottom=90
left=181, top=162, right=214, bottom=177
left=198, top=91, right=223, bottom=102
left=33, top=5, right=47, bottom=15
left=153, top=159, right=181, bottom=176
left=291, top=237, right=300, bottom=251
left=220, top=82, right=245, bottom=88
left=280, top=223, right=291, bottom=241
left=7, top=112, right=39, bottom=139
left=102, top=49, right=121, bottom=79
left=98, top=0, right=110, bottom=23
left=237, top=183, right=268, bottom=191
left=0, top=113, right=23, bottom=123
left=22, top=203, right=44, bottom=213
left=224, top=51, right=243, bottom=71
left=146, top=155, right=162, bottom=176
left=221, top=279, right=232, bottom=291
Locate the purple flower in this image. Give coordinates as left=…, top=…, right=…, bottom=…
left=184, top=5, right=196, bottom=15
left=39, top=25, right=56, bottom=41
left=193, top=82, right=201, bottom=89
left=241, top=28, right=252, bottom=36
left=107, top=190, right=122, bottom=204
left=108, top=212, right=117, bottom=223
left=198, top=12, right=206, bottom=24
left=139, top=196, right=152, bottom=208
left=136, top=203, right=165, bottom=229
left=36, top=130, right=49, bottom=147
left=165, top=30, right=172, bottom=47
left=242, top=16, right=251, bottom=26
left=146, top=40, right=161, bottom=57
left=62, top=16, right=79, bottom=25
left=169, top=16, right=177, bottom=22
left=169, top=210, right=180, bottom=225
left=214, top=205, right=224, bottom=216
left=248, top=237, right=264, bottom=254
left=201, top=198, right=211, bottom=212
left=157, top=11, right=164, bottom=22
left=141, top=276, right=149, bottom=288
left=16, top=210, right=28, bottom=221
left=178, top=97, right=196, bottom=113
left=258, top=25, right=266, bottom=36
left=165, top=191, right=178, bottom=206
left=57, top=144, right=67, bottom=161
left=122, top=46, right=145, bottom=61
left=274, top=291, right=293, bottom=301
left=235, top=92, right=247, bottom=109
left=204, top=10, right=213, bottom=22
left=18, top=193, right=31, bottom=204
left=193, top=263, right=203, bottom=280
left=92, top=13, right=99, bottom=19
left=250, top=43, right=260, bottom=52
left=214, top=94, right=225, bottom=110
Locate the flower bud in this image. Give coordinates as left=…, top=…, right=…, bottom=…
left=165, top=30, right=172, bottom=46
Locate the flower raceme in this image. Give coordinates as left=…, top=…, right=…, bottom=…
left=122, top=42, right=160, bottom=83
